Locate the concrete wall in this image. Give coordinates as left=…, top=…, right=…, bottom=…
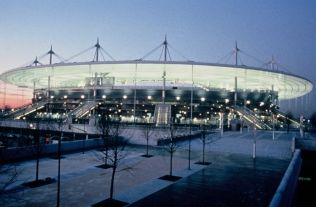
left=269, top=150, right=302, bottom=207
left=1, top=138, right=103, bottom=162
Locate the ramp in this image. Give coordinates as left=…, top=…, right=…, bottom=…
left=5, top=102, right=46, bottom=120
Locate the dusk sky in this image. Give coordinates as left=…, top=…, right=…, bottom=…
left=0, top=0, right=316, bottom=116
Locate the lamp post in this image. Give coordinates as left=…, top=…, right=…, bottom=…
left=57, top=120, right=62, bottom=207
left=56, top=116, right=67, bottom=207
left=252, top=122, right=256, bottom=160
left=188, top=63, right=193, bottom=170
left=272, top=114, right=275, bottom=140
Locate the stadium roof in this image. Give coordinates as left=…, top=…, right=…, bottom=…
left=0, top=60, right=312, bottom=100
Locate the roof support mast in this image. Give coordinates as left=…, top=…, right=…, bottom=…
left=235, top=41, right=239, bottom=66
left=95, top=38, right=101, bottom=62
left=162, top=35, right=168, bottom=104
left=234, top=41, right=239, bottom=106
left=48, top=45, right=55, bottom=65
left=164, top=35, right=167, bottom=62
left=33, top=57, right=39, bottom=66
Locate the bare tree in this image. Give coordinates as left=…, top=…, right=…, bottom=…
left=107, top=121, right=128, bottom=200
left=30, top=120, right=42, bottom=183
left=197, top=124, right=212, bottom=165
left=158, top=122, right=182, bottom=182
left=93, top=119, right=130, bottom=206
left=141, top=124, right=155, bottom=157
left=0, top=146, right=22, bottom=204
left=97, top=111, right=112, bottom=168
left=23, top=119, right=52, bottom=188
left=285, top=112, right=294, bottom=133
left=0, top=164, right=18, bottom=194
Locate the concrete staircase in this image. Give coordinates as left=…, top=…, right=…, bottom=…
left=70, top=101, right=97, bottom=119
left=234, top=106, right=271, bottom=130
left=154, top=104, right=171, bottom=126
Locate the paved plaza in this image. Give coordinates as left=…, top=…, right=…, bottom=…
left=0, top=130, right=296, bottom=206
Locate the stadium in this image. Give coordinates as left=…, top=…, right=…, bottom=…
left=0, top=39, right=313, bottom=130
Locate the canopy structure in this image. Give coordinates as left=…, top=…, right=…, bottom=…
left=0, top=60, right=312, bottom=100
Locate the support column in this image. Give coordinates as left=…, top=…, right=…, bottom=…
left=162, top=70, right=166, bottom=104
left=234, top=76, right=237, bottom=106
left=272, top=114, right=275, bottom=140
left=240, top=116, right=243, bottom=134
left=133, top=63, right=137, bottom=124
left=33, top=81, right=36, bottom=102
left=300, top=115, right=304, bottom=138
left=271, top=85, right=275, bottom=140
left=220, top=112, right=224, bottom=137
left=253, top=123, right=256, bottom=159
left=188, top=64, right=193, bottom=170
left=47, top=76, right=51, bottom=114
left=94, top=72, right=97, bottom=100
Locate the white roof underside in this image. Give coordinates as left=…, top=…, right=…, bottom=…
left=0, top=61, right=312, bottom=100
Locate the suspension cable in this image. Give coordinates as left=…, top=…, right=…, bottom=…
left=140, top=43, right=164, bottom=60
left=216, top=51, right=234, bottom=64
left=64, top=45, right=95, bottom=62
left=100, top=47, right=115, bottom=61
left=168, top=43, right=190, bottom=61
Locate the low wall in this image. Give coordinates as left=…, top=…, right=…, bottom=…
left=1, top=138, right=103, bottom=163
left=295, top=137, right=316, bottom=151
left=157, top=131, right=206, bottom=145
left=269, top=150, right=302, bottom=207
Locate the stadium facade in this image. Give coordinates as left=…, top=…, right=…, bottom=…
left=0, top=40, right=313, bottom=130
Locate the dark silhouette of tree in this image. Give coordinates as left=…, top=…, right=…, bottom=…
left=93, top=119, right=130, bottom=206
left=200, top=124, right=210, bottom=164
left=31, top=121, right=41, bottom=182
left=164, top=122, right=180, bottom=178
left=285, top=112, right=294, bottom=133
left=0, top=145, right=22, bottom=204
left=141, top=124, right=155, bottom=157
left=23, top=119, right=53, bottom=188
left=107, top=121, right=128, bottom=200
left=97, top=111, right=112, bottom=168
left=157, top=122, right=183, bottom=182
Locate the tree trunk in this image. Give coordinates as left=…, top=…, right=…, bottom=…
left=146, top=137, right=149, bottom=156
left=36, top=152, right=39, bottom=181
left=202, top=139, right=205, bottom=164
left=104, top=134, right=108, bottom=165
left=170, top=150, right=173, bottom=176
left=35, top=134, right=40, bottom=181
left=110, top=153, right=117, bottom=200
left=57, top=133, right=62, bottom=207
